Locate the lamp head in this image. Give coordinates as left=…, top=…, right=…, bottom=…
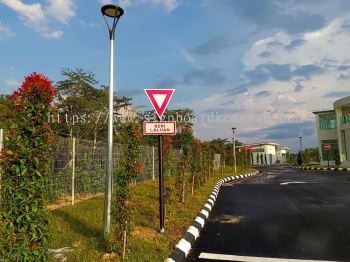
left=101, top=4, right=124, bottom=18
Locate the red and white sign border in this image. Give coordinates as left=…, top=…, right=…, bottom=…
left=144, top=89, right=175, bottom=119
left=143, top=121, right=177, bottom=136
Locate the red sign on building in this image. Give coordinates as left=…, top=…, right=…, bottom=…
left=246, top=145, right=253, bottom=151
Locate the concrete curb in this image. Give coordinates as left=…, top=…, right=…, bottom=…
left=166, top=170, right=260, bottom=262
left=252, top=164, right=271, bottom=167
left=293, top=166, right=350, bottom=172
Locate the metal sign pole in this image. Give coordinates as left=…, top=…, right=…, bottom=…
left=143, top=89, right=175, bottom=234
left=158, top=134, right=165, bottom=233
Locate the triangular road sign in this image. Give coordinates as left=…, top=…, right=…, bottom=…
left=144, top=89, right=175, bottom=119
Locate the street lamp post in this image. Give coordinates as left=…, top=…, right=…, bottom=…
left=232, top=127, right=236, bottom=174
left=101, top=4, right=124, bottom=239
left=299, top=136, right=303, bottom=166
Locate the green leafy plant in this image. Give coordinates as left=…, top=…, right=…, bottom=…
left=162, top=136, right=174, bottom=178
left=189, top=138, right=201, bottom=195
left=174, top=125, right=193, bottom=203
left=110, top=121, right=142, bottom=258
left=0, top=73, right=56, bottom=261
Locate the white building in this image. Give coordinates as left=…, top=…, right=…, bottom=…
left=276, top=147, right=290, bottom=164
left=240, top=142, right=289, bottom=165
left=313, top=96, right=350, bottom=166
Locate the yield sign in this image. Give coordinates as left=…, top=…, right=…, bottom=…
left=144, top=89, right=175, bottom=119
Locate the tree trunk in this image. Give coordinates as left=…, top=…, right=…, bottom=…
left=208, top=163, right=211, bottom=179
left=191, top=174, right=195, bottom=196
left=122, top=230, right=127, bottom=260
left=181, top=179, right=185, bottom=203
left=93, top=132, right=97, bottom=149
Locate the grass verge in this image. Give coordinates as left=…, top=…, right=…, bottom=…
left=49, top=168, right=254, bottom=261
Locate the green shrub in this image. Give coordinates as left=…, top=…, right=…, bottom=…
left=0, top=73, right=56, bottom=261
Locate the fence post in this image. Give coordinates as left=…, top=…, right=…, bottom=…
left=72, top=137, right=76, bottom=205
left=0, top=129, right=3, bottom=191
left=152, top=146, right=155, bottom=181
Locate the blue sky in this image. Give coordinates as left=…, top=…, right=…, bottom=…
left=2, top=0, right=350, bottom=151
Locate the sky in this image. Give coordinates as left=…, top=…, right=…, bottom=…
left=2, top=0, right=350, bottom=151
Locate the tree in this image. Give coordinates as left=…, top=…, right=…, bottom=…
left=297, top=152, right=302, bottom=165
left=210, top=138, right=227, bottom=170
left=0, top=95, right=16, bottom=129
left=174, top=125, right=193, bottom=203
left=334, top=147, right=341, bottom=166
left=54, top=68, right=132, bottom=143
left=189, top=138, right=201, bottom=195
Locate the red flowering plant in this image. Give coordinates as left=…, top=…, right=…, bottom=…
left=0, top=73, right=56, bottom=261
left=110, top=120, right=143, bottom=255
left=174, top=125, right=194, bottom=203
left=189, top=138, right=202, bottom=195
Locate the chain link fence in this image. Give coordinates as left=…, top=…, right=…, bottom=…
left=0, top=130, right=161, bottom=206
left=47, top=136, right=160, bottom=206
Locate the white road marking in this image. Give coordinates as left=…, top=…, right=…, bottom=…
left=280, top=181, right=307, bottom=185
left=198, top=253, right=338, bottom=262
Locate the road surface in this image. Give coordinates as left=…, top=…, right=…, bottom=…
left=187, top=166, right=350, bottom=262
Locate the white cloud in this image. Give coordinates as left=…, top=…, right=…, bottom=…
left=46, top=0, right=75, bottom=24
left=0, top=21, right=15, bottom=39
left=99, top=0, right=178, bottom=12
left=147, top=0, right=178, bottom=12
left=5, top=79, right=20, bottom=88
left=80, top=20, right=98, bottom=28
left=1, top=0, right=45, bottom=27
left=238, top=13, right=350, bottom=118
left=43, top=30, right=63, bottom=39
left=243, top=14, right=350, bottom=70
left=179, top=13, right=350, bottom=146
left=1, top=0, right=75, bottom=39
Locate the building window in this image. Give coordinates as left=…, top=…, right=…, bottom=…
left=341, top=114, right=350, bottom=124
left=319, top=113, right=337, bottom=130
left=321, top=140, right=338, bottom=161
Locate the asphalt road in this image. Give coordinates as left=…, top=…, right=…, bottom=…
left=187, top=166, right=350, bottom=262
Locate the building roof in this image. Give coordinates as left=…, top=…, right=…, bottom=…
left=249, top=142, right=279, bottom=147
left=312, top=109, right=335, bottom=115
left=334, top=96, right=350, bottom=108
left=277, top=147, right=290, bottom=150
left=238, top=142, right=279, bottom=147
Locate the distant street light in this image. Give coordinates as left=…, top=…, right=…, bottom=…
left=232, top=127, right=237, bottom=174
left=299, top=136, right=303, bottom=165
left=101, top=4, right=124, bottom=239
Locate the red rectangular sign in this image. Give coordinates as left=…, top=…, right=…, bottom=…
left=143, top=121, right=176, bottom=135
left=324, top=143, right=331, bottom=151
